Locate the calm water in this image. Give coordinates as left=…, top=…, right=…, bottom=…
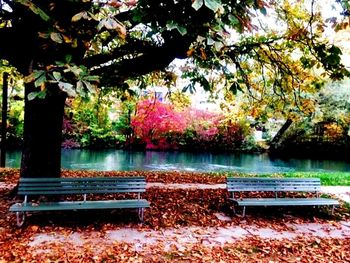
left=5, top=149, right=350, bottom=173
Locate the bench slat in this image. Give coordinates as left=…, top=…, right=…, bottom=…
left=229, top=198, right=339, bottom=206
left=17, top=177, right=147, bottom=195
left=227, top=177, right=321, bottom=192
left=9, top=199, right=150, bottom=212
left=17, top=189, right=146, bottom=195
left=19, top=176, right=145, bottom=182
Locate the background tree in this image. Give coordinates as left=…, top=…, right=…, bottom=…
left=0, top=64, right=25, bottom=148
left=131, top=98, right=187, bottom=149
left=0, top=0, right=349, bottom=178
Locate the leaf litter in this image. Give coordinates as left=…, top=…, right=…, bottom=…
left=0, top=168, right=349, bottom=262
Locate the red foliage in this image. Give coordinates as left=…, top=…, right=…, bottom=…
left=129, top=99, right=250, bottom=150
left=131, top=99, right=187, bottom=149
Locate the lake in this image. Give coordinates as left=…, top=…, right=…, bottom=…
left=5, top=149, right=350, bottom=173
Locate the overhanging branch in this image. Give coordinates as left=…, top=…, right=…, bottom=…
left=92, top=33, right=192, bottom=86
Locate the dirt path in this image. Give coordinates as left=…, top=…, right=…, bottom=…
left=30, top=220, right=350, bottom=246
left=25, top=219, right=350, bottom=257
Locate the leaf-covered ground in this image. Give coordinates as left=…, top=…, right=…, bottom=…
left=0, top=168, right=350, bottom=262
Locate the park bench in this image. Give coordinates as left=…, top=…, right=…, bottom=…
left=9, top=176, right=150, bottom=227
left=227, top=177, right=339, bottom=217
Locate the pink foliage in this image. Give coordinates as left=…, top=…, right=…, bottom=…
left=130, top=99, right=245, bottom=150
left=131, top=99, right=187, bottom=149
left=186, top=109, right=223, bottom=141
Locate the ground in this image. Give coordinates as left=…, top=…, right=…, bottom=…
left=0, top=169, right=349, bottom=262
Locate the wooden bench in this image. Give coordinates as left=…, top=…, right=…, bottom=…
left=227, top=177, right=339, bottom=217
left=9, top=176, right=150, bottom=227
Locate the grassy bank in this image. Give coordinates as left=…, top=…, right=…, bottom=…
left=281, top=172, right=350, bottom=186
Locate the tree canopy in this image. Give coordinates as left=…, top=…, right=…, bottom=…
left=1, top=0, right=349, bottom=95
left=1, top=0, right=350, bottom=177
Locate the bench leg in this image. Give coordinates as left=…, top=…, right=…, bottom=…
left=232, top=205, right=236, bottom=215
left=232, top=205, right=246, bottom=217
left=16, top=212, right=26, bottom=227
left=138, top=208, right=144, bottom=222
left=331, top=205, right=335, bottom=215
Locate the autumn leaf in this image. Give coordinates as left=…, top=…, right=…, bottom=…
left=108, top=0, right=123, bottom=8
left=50, top=32, right=63, bottom=44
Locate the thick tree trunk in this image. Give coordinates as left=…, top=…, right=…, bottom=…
left=20, top=83, right=66, bottom=178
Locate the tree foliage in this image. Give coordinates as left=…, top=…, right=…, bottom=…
left=129, top=98, right=253, bottom=151
left=131, top=98, right=187, bottom=149
left=1, top=0, right=349, bottom=96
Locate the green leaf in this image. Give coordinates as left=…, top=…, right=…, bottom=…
left=327, top=54, right=341, bottom=66
left=34, top=74, right=46, bottom=87
left=196, top=76, right=211, bottom=91
left=23, top=85, right=44, bottom=101
left=37, top=90, right=46, bottom=99
left=204, top=0, right=222, bottom=12
left=228, top=14, right=239, bottom=25
left=16, top=0, right=50, bottom=21
left=69, top=66, right=83, bottom=77
left=182, top=83, right=196, bottom=94
left=76, top=80, right=84, bottom=93
left=166, top=21, right=187, bottom=36
left=230, top=82, right=238, bottom=95
left=84, top=75, right=99, bottom=82
left=65, top=54, right=72, bottom=63
left=58, top=81, right=76, bottom=97
left=177, top=26, right=187, bottom=36
left=329, top=45, right=342, bottom=55
left=50, top=32, right=63, bottom=44
left=27, top=91, right=39, bottom=101
left=82, top=80, right=96, bottom=93
left=192, top=0, right=204, bottom=10
left=52, top=71, right=62, bottom=82
left=229, top=82, right=243, bottom=94
left=33, top=70, right=45, bottom=79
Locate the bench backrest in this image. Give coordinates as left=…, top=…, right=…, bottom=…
left=227, top=177, right=321, bottom=192
left=17, top=177, right=146, bottom=196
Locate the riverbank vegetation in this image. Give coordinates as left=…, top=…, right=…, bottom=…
left=3, top=76, right=350, bottom=158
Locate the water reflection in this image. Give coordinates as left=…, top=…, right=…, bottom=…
left=5, top=149, right=350, bottom=173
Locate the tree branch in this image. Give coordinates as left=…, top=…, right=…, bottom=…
left=92, top=33, right=192, bottom=86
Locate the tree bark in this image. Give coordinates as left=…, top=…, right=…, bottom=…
left=269, top=118, right=293, bottom=151
left=1, top=72, right=8, bottom=167
left=20, top=83, right=66, bottom=178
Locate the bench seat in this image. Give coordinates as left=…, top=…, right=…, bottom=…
left=9, top=176, right=150, bottom=226
left=230, top=197, right=339, bottom=207
left=227, top=177, right=339, bottom=217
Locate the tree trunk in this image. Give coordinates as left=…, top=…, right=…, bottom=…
left=269, top=118, right=293, bottom=151
left=1, top=72, right=8, bottom=167
left=20, top=83, right=66, bottom=178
